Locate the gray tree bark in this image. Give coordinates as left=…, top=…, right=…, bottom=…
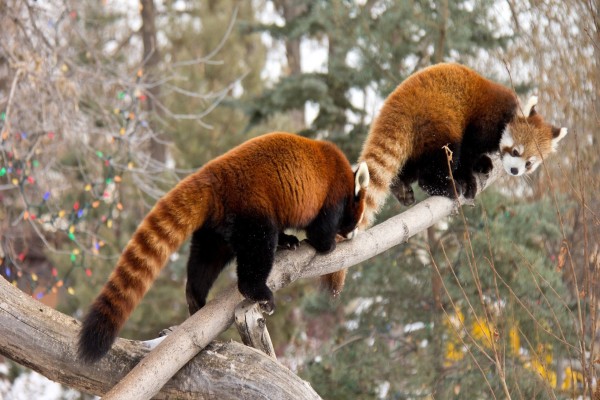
left=0, top=275, right=320, bottom=399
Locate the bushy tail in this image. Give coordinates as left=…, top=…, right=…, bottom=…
left=78, top=177, right=212, bottom=363
left=322, top=121, right=411, bottom=295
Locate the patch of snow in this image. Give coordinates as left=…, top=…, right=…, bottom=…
left=2, top=368, right=84, bottom=400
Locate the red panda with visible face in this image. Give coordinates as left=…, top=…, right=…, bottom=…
left=360, top=63, right=567, bottom=225
left=78, top=132, right=370, bottom=363
left=322, top=63, right=567, bottom=295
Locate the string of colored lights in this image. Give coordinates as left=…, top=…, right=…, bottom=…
left=0, top=69, right=149, bottom=301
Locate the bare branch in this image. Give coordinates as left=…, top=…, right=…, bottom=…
left=0, top=275, right=321, bottom=400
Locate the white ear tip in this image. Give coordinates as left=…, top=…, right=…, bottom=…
left=528, top=95, right=538, bottom=106
left=559, top=127, right=568, bottom=138
left=354, top=162, right=369, bottom=196
left=358, top=162, right=369, bottom=187
left=523, top=95, right=539, bottom=116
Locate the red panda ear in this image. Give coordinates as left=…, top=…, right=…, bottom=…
left=354, top=162, right=370, bottom=197
left=529, top=105, right=537, bottom=117
left=551, top=126, right=561, bottom=138
left=523, top=96, right=538, bottom=117
left=551, top=126, right=568, bottom=151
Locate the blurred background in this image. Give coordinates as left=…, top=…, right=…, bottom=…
left=0, top=1, right=597, bottom=398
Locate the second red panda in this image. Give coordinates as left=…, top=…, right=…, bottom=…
left=361, top=62, right=567, bottom=225
left=78, top=132, right=370, bottom=363
left=323, top=63, right=567, bottom=295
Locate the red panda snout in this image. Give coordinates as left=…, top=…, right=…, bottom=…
left=500, top=149, right=537, bottom=176
left=500, top=129, right=544, bottom=176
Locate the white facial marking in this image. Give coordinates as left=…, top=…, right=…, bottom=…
left=529, top=159, right=542, bottom=172
left=500, top=127, right=514, bottom=149
left=346, top=228, right=358, bottom=239
left=502, top=154, right=527, bottom=176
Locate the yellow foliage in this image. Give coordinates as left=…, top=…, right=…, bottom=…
left=525, top=358, right=557, bottom=388
left=561, top=366, right=584, bottom=391
left=471, top=319, right=495, bottom=348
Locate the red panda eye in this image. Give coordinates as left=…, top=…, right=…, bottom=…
left=525, top=161, right=532, bottom=168
left=512, top=148, right=520, bottom=157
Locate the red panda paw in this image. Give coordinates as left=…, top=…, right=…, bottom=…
left=306, top=238, right=336, bottom=254
left=258, top=299, right=275, bottom=315
left=473, top=155, right=494, bottom=176
left=239, top=282, right=275, bottom=315
left=277, top=232, right=300, bottom=250
left=458, top=175, right=478, bottom=199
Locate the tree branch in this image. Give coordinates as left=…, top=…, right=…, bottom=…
left=0, top=275, right=321, bottom=399
left=105, top=157, right=505, bottom=399
left=235, top=300, right=277, bottom=359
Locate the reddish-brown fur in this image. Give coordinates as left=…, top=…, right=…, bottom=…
left=78, top=132, right=368, bottom=362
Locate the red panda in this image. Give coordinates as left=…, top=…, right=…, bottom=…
left=323, top=63, right=567, bottom=295
left=78, top=132, right=370, bottom=363
left=360, top=63, right=567, bottom=225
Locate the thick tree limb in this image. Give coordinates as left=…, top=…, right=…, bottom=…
left=105, top=158, right=505, bottom=399
left=0, top=276, right=321, bottom=399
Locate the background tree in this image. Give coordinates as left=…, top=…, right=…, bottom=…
left=0, top=2, right=266, bottom=395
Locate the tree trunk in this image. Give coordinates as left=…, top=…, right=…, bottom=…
left=140, top=0, right=166, bottom=164
left=0, top=276, right=321, bottom=399
left=433, top=0, right=449, bottom=63
left=274, top=0, right=307, bottom=128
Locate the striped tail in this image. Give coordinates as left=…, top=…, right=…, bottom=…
left=78, top=177, right=212, bottom=363
left=358, top=123, right=412, bottom=229
left=322, top=122, right=411, bottom=295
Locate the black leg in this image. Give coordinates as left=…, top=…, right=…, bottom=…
left=454, top=170, right=477, bottom=199
left=473, top=154, right=494, bottom=175
left=392, top=160, right=418, bottom=206
left=417, top=147, right=460, bottom=198
left=390, top=179, right=415, bottom=206
left=305, top=203, right=343, bottom=254
left=231, top=218, right=278, bottom=314
left=186, top=228, right=234, bottom=315
left=454, top=143, right=480, bottom=199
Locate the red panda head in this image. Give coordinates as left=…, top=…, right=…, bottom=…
left=500, top=96, right=568, bottom=176
left=339, top=161, right=370, bottom=239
